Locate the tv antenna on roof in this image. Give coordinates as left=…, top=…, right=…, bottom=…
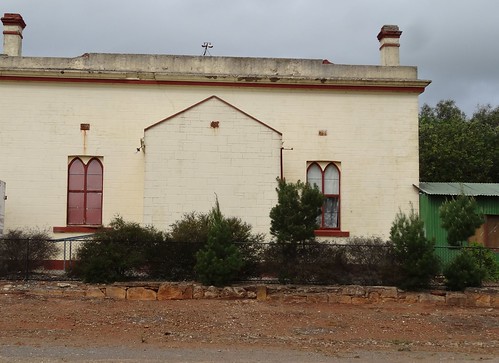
left=202, top=42, right=213, bottom=56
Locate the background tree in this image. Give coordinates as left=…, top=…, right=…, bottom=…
left=419, top=100, right=498, bottom=182
left=439, top=194, right=483, bottom=247
left=471, top=104, right=499, bottom=182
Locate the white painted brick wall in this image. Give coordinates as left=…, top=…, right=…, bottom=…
left=0, top=81, right=419, bottom=239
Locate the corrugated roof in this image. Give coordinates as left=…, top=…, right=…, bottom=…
left=416, top=182, right=499, bottom=197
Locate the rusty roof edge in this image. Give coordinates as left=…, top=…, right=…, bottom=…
left=417, top=182, right=499, bottom=197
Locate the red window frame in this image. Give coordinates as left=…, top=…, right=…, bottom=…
left=67, top=157, right=103, bottom=226
left=307, top=162, right=341, bottom=230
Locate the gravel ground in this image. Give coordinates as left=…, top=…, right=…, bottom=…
left=0, top=345, right=496, bottom=362
left=0, top=284, right=498, bottom=362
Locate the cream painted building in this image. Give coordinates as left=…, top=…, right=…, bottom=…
left=0, top=14, right=430, bottom=253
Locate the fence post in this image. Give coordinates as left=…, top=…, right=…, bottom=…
left=69, top=240, right=72, bottom=272
left=479, top=246, right=483, bottom=269
left=63, top=240, right=66, bottom=272
left=24, top=238, right=29, bottom=281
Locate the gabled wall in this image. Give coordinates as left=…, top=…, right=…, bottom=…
left=143, top=96, right=282, bottom=234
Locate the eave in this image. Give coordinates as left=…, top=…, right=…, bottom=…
left=0, top=53, right=431, bottom=93
left=0, top=70, right=430, bottom=93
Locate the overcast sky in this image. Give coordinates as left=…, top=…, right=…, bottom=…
left=2, top=0, right=498, bottom=117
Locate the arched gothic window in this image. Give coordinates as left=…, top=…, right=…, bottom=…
left=307, top=162, right=340, bottom=229
left=67, top=157, right=103, bottom=225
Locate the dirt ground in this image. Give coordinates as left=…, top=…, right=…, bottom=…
left=0, top=284, right=498, bottom=362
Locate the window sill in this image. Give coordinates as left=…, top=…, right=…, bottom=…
left=53, top=226, right=103, bottom=233
left=314, top=229, right=350, bottom=237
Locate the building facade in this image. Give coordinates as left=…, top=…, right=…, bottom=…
left=0, top=14, right=430, bottom=246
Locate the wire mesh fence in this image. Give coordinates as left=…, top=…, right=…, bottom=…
left=1, top=237, right=498, bottom=285
left=435, top=245, right=499, bottom=268
left=0, top=237, right=91, bottom=280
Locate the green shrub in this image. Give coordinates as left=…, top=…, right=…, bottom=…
left=75, top=216, right=164, bottom=283
left=195, top=199, right=243, bottom=286
left=146, top=212, right=207, bottom=280
left=389, top=207, right=441, bottom=290
left=467, top=243, right=499, bottom=282
left=262, top=236, right=398, bottom=285
left=146, top=236, right=202, bottom=281
left=262, top=240, right=339, bottom=284
left=0, top=229, right=56, bottom=276
left=158, top=211, right=263, bottom=281
left=343, top=236, right=399, bottom=286
left=169, top=212, right=210, bottom=243
left=444, top=249, right=486, bottom=291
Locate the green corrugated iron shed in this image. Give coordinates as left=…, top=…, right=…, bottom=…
left=416, top=182, right=499, bottom=248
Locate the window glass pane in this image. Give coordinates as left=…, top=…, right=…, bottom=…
left=307, top=164, right=322, bottom=191
left=86, top=192, right=102, bottom=209
left=68, top=159, right=85, bottom=190
left=68, top=192, right=84, bottom=224
left=86, top=159, right=103, bottom=191
left=324, top=164, right=339, bottom=195
left=324, top=197, right=339, bottom=228
left=87, top=175, right=103, bottom=191
left=69, top=159, right=85, bottom=175
left=87, top=159, right=102, bottom=175
left=68, top=175, right=84, bottom=191
left=86, top=192, right=102, bottom=225
left=316, top=213, right=322, bottom=228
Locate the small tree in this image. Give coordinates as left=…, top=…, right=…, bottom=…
left=269, top=178, right=323, bottom=244
left=389, top=207, right=441, bottom=290
left=439, top=193, right=483, bottom=246
left=195, top=199, right=243, bottom=286
left=267, top=178, right=324, bottom=283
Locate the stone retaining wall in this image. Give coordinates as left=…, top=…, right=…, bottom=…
left=1, top=281, right=498, bottom=308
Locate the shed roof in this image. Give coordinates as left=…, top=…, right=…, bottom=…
left=416, top=182, right=499, bottom=197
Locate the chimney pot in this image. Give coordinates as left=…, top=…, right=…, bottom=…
left=377, top=25, right=402, bottom=66
left=2, top=13, right=26, bottom=56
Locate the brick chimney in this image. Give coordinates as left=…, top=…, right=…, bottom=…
left=2, top=13, right=26, bottom=56
left=377, top=25, right=402, bottom=66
